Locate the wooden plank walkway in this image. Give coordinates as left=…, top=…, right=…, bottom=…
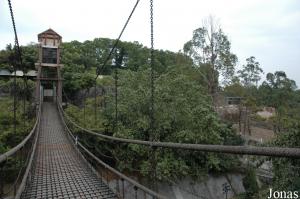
left=21, top=103, right=116, bottom=199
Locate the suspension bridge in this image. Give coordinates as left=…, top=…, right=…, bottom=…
left=1, top=0, right=300, bottom=198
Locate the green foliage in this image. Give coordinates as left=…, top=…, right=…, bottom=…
left=238, top=56, right=263, bottom=87
left=60, top=38, right=190, bottom=98
left=0, top=97, right=35, bottom=154
left=0, top=78, right=35, bottom=154
left=64, top=64, right=242, bottom=181
left=271, top=127, right=300, bottom=191
left=242, top=168, right=259, bottom=198
left=259, top=71, right=296, bottom=108
left=101, top=66, right=241, bottom=180
left=0, top=43, right=37, bottom=71
left=65, top=98, right=105, bottom=130
left=58, top=36, right=242, bottom=181
left=63, top=68, right=95, bottom=95
left=258, top=71, right=298, bottom=132
left=0, top=44, right=14, bottom=70
left=20, top=43, right=38, bottom=71
left=183, top=16, right=237, bottom=92
left=0, top=78, right=35, bottom=100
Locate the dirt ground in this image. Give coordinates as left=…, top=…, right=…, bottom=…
left=233, top=124, right=275, bottom=143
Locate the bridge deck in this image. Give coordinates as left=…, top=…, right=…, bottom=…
left=21, top=103, right=116, bottom=199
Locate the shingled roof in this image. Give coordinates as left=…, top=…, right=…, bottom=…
left=38, top=28, right=62, bottom=39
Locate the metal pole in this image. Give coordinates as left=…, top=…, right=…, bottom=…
left=0, top=163, right=4, bottom=197
left=122, top=178, right=125, bottom=198
left=94, top=81, right=97, bottom=125
left=83, top=96, right=86, bottom=127
left=134, top=186, right=138, bottom=199
left=13, top=63, right=17, bottom=144
left=23, top=79, right=26, bottom=130
left=114, top=68, right=118, bottom=132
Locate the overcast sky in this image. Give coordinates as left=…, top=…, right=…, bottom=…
left=1, top=0, right=299, bottom=86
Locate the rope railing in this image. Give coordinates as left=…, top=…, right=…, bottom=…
left=0, top=107, right=40, bottom=163
left=57, top=102, right=166, bottom=199
left=59, top=102, right=300, bottom=158
left=0, top=103, right=41, bottom=199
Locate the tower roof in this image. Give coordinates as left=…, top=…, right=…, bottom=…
left=38, top=28, right=62, bottom=39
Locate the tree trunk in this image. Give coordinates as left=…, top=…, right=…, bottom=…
left=243, top=107, right=247, bottom=135
left=247, top=111, right=251, bottom=136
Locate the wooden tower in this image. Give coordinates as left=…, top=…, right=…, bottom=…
left=35, top=29, right=63, bottom=104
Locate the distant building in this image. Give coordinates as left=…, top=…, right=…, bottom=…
left=0, top=69, right=37, bottom=79
left=11, top=70, right=24, bottom=76
left=0, top=69, right=11, bottom=76
left=26, top=70, right=37, bottom=77
left=226, top=97, right=243, bottom=105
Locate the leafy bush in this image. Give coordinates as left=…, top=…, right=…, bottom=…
left=101, top=67, right=242, bottom=180
left=242, top=167, right=259, bottom=198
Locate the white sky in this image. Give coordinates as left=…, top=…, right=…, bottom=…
left=1, top=0, right=299, bottom=86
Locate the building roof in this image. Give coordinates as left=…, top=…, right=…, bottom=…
left=26, top=70, right=37, bottom=77
left=0, top=69, right=37, bottom=77
left=11, top=70, right=24, bottom=76
left=0, top=69, right=11, bottom=76
left=38, top=28, right=62, bottom=39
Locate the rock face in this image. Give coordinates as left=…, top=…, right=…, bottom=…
left=158, top=173, right=245, bottom=199
left=257, top=107, right=275, bottom=119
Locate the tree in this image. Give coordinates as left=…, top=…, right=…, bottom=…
left=238, top=56, right=263, bottom=87
left=0, top=44, right=14, bottom=70
left=272, top=126, right=300, bottom=192
left=0, top=43, right=37, bottom=72
left=183, top=16, right=237, bottom=102
left=101, top=65, right=242, bottom=180
left=259, top=71, right=297, bottom=133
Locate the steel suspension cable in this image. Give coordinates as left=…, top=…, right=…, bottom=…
left=94, top=0, right=140, bottom=79
left=7, top=0, right=21, bottom=143
left=7, top=0, right=30, bottom=134
left=7, top=0, right=22, bottom=59
left=93, top=0, right=140, bottom=126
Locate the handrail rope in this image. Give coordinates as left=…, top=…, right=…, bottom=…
left=2, top=103, right=41, bottom=197
left=0, top=104, right=41, bottom=163
left=95, top=0, right=140, bottom=79
left=60, top=93, right=115, bottom=160
left=15, top=103, right=42, bottom=199
left=58, top=102, right=300, bottom=158
left=57, top=102, right=166, bottom=199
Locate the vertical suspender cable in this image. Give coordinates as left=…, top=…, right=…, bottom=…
left=149, top=0, right=158, bottom=192
left=114, top=67, right=118, bottom=132
left=93, top=0, right=140, bottom=128
left=149, top=0, right=155, bottom=140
